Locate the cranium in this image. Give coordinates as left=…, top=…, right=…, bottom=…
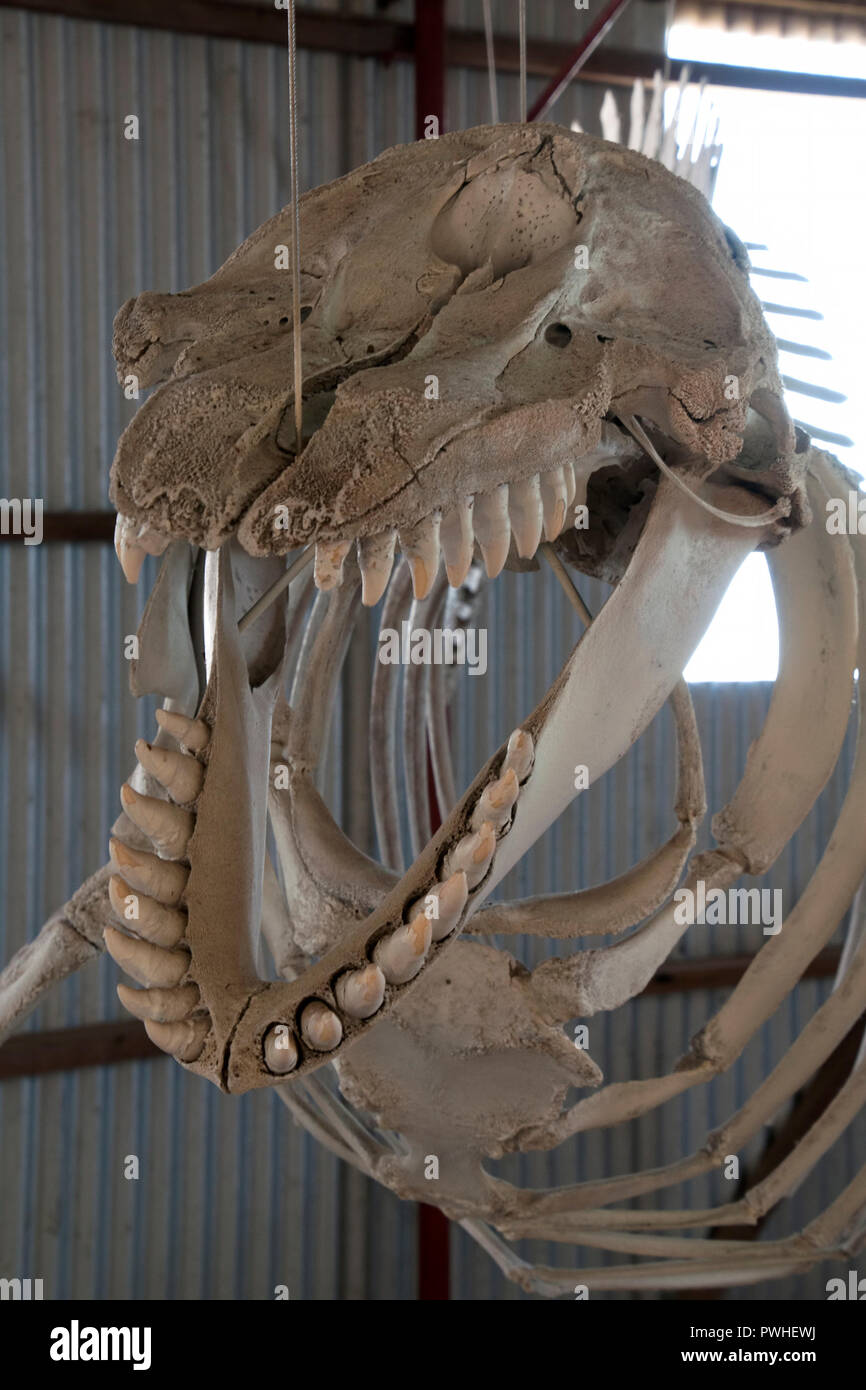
left=4, top=124, right=864, bottom=1297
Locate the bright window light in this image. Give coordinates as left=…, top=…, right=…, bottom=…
left=664, top=30, right=866, bottom=681
left=684, top=554, right=778, bottom=682
left=668, top=21, right=866, bottom=79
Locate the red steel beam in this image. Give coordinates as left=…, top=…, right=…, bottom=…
left=415, top=0, right=446, bottom=139
left=529, top=0, right=634, bottom=121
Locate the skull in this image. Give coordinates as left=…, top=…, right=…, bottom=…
left=9, top=124, right=862, bottom=1297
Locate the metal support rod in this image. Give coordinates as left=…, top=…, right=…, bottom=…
left=528, top=0, right=633, bottom=121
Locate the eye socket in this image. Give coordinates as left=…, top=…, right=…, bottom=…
left=300, top=305, right=313, bottom=323
left=545, top=322, right=572, bottom=348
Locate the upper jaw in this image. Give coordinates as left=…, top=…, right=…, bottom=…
left=109, top=120, right=796, bottom=592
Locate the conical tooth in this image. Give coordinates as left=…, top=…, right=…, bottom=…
left=502, top=727, right=534, bottom=782
left=358, top=530, right=397, bottom=607
left=314, top=537, right=352, bottom=591
left=405, top=870, right=468, bottom=943
left=104, top=924, right=190, bottom=989
left=108, top=874, right=187, bottom=949
left=145, top=1016, right=210, bottom=1064
left=398, top=513, right=441, bottom=600
left=300, top=1001, right=343, bottom=1052
left=471, top=766, right=519, bottom=831
left=114, top=514, right=146, bottom=585
left=373, top=914, right=433, bottom=985
left=540, top=467, right=569, bottom=540
left=154, top=707, right=210, bottom=752
left=440, top=498, right=475, bottom=588
left=117, top=981, right=200, bottom=1023
left=508, top=476, right=544, bottom=558
left=474, top=485, right=511, bottom=578
left=109, top=838, right=189, bottom=906
left=563, top=463, right=577, bottom=508
left=443, top=821, right=496, bottom=889
left=263, top=1023, right=299, bottom=1074
left=120, top=784, right=194, bottom=861
left=334, top=964, right=386, bottom=1019
left=135, top=738, right=204, bottom=805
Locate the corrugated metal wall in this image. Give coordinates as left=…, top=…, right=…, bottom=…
left=1, top=2, right=861, bottom=1300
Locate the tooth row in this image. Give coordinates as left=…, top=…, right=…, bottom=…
left=502, top=727, right=535, bottom=783
left=334, top=963, right=387, bottom=1019
left=108, top=707, right=212, bottom=1065
left=262, top=729, right=535, bottom=1076
left=109, top=838, right=189, bottom=905
left=470, top=766, right=519, bottom=831
left=313, top=463, right=586, bottom=604
left=135, top=739, right=204, bottom=806
left=442, top=822, right=496, bottom=889
left=114, top=513, right=170, bottom=585
left=405, top=870, right=470, bottom=945
left=373, top=912, right=433, bottom=985
left=154, top=707, right=211, bottom=753
left=120, top=784, right=194, bottom=860
left=145, top=1017, right=211, bottom=1064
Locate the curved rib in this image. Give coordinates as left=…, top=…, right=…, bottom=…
left=470, top=680, right=704, bottom=941
left=370, top=561, right=413, bottom=872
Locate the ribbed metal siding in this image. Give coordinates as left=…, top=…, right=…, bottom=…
left=1, top=4, right=860, bottom=1301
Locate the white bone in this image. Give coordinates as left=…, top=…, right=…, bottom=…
left=300, top=1000, right=343, bottom=1051
left=117, top=981, right=201, bottom=1023
left=373, top=914, right=433, bottom=984
left=399, top=513, right=441, bottom=600
left=154, top=707, right=211, bottom=752
left=428, top=871, right=469, bottom=942
left=334, top=964, right=387, bottom=1019
left=145, top=1016, right=210, bottom=1063
left=439, top=498, right=475, bottom=587
left=473, top=486, right=510, bottom=578
left=539, top=468, right=569, bottom=540
left=471, top=767, right=519, bottom=831
left=109, top=838, right=189, bottom=906
left=108, top=874, right=187, bottom=949
left=135, top=739, right=204, bottom=805
left=443, top=822, right=496, bottom=889
left=508, top=476, right=543, bottom=558
left=501, top=727, right=534, bottom=783
left=104, top=925, right=190, bottom=989
left=314, top=537, right=352, bottom=591
left=263, top=1023, right=299, bottom=1074
left=120, top=784, right=195, bottom=860
left=358, top=530, right=397, bottom=607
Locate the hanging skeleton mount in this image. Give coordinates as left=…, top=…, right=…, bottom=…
left=4, top=125, right=864, bottom=1296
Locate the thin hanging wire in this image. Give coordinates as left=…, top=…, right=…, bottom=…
left=518, top=0, right=527, bottom=122
left=286, top=0, right=304, bottom=456
left=237, top=0, right=311, bottom=633
left=482, top=0, right=499, bottom=124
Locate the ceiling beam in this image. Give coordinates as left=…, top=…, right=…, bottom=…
left=2, top=2, right=864, bottom=99
left=0, top=511, right=116, bottom=543
left=0, top=949, right=841, bottom=1080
